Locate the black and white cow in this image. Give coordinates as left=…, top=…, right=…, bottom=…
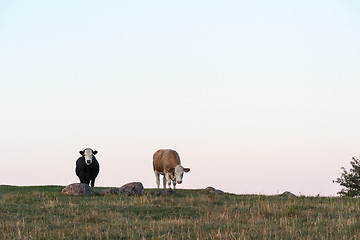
left=75, top=148, right=100, bottom=187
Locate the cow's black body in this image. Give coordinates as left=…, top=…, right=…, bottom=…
left=75, top=156, right=100, bottom=187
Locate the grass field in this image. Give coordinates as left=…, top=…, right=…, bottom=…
left=1, top=185, right=360, bottom=239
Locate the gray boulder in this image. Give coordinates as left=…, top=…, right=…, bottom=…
left=62, top=183, right=94, bottom=196
left=118, top=182, right=144, bottom=196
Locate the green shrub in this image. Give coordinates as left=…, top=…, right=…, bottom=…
left=334, top=157, right=360, bottom=197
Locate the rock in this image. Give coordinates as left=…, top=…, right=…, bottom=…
left=153, top=189, right=179, bottom=196
left=118, top=182, right=144, bottom=196
left=97, top=188, right=121, bottom=196
left=211, top=189, right=224, bottom=195
left=62, top=183, right=94, bottom=196
left=205, top=186, right=224, bottom=195
left=96, top=182, right=144, bottom=196
left=280, top=191, right=297, bottom=197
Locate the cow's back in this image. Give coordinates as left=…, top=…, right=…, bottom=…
left=153, top=149, right=181, bottom=173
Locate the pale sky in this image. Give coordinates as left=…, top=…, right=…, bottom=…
left=1, top=1, right=359, bottom=196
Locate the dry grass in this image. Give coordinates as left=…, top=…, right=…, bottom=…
left=0, top=186, right=360, bottom=239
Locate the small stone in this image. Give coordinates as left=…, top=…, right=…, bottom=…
left=97, top=188, right=120, bottom=196
left=210, top=189, right=224, bottom=195
left=280, top=191, right=297, bottom=197
left=96, top=182, right=144, bottom=196
left=205, top=186, right=224, bottom=195
left=153, top=189, right=179, bottom=196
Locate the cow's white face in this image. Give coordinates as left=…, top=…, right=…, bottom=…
left=80, top=148, right=98, bottom=165
left=174, top=165, right=190, bottom=184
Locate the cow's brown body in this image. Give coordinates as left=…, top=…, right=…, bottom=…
left=153, top=149, right=190, bottom=189
left=153, top=149, right=180, bottom=174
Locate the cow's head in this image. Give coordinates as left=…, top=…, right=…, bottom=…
left=79, top=148, right=98, bottom=165
left=170, top=165, right=190, bottom=184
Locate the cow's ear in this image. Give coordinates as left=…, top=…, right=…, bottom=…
left=184, top=168, right=190, bottom=173
left=79, top=150, right=84, bottom=155
left=93, top=150, right=98, bottom=155
left=169, top=168, right=175, bottom=173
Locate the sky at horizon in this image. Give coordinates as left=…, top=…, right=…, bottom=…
left=1, top=1, right=360, bottom=196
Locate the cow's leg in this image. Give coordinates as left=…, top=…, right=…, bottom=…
left=165, top=173, right=172, bottom=189
left=155, top=171, right=160, bottom=189
left=172, top=180, right=176, bottom=189
left=80, top=178, right=87, bottom=184
left=163, top=175, right=166, bottom=189
left=91, top=179, right=95, bottom=187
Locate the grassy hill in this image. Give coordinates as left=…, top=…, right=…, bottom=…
left=1, top=185, right=359, bottom=239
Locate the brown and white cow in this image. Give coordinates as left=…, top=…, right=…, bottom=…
left=153, top=149, right=190, bottom=189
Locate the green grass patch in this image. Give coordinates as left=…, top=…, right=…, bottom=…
left=1, top=185, right=360, bottom=239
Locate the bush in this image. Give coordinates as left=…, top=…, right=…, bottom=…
left=334, top=157, right=360, bottom=197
